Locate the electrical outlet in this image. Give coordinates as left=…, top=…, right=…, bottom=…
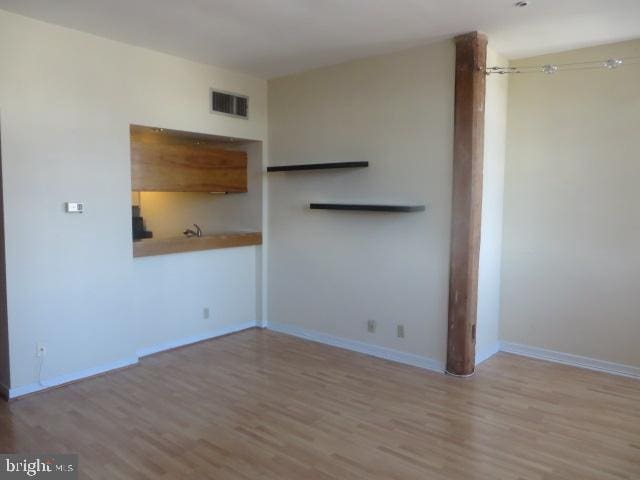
left=36, top=343, right=47, bottom=357
left=65, top=202, right=84, bottom=213
left=367, top=319, right=376, bottom=333
left=203, top=307, right=210, bottom=319
left=397, top=324, right=405, bottom=338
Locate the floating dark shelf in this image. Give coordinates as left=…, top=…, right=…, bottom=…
left=267, top=161, right=368, bottom=172
left=310, top=203, right=426, bottom=213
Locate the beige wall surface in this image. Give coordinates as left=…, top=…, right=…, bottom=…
left=476, top=48, right=508, bottom=364
left=501, top=39, right=640, bottom=367
left=0, top=9, right=267, bottom=390
left=268, top=41, right=455, bottom=365
left=0, top=127, right=8, bottom=391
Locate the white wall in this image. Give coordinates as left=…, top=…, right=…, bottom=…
left=133, top=247, right=258, bottom=354
left=267, top=41, right=455, bottom=366
left=0, top=9, right=267, bottom=391
left=0, top=126, right=9, bottom=393
left=501, top=39, right=640, bottom=368
left=475, top=48, right=508, bottom=364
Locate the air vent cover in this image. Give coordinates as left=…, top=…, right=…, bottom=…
left=210, top=89, right=249, bottom=119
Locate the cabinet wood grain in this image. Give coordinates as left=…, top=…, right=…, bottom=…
left=131, top=127, right=247, bottom=192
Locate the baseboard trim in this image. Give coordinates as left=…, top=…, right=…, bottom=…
left=9, top=356, right=139, bottom=399
left=268, top=322, right=445, bottom=373
left=500, top=342, right=640, bottom=379
left=136, top=321, right=258, bottom=358
left=9, top=321, right=259, bottom=399
left=10, top=326, right=635, bottom=399
left=476, top=342, right=501, bottom=365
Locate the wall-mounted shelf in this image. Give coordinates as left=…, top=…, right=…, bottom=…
left=310, top=203, right=426, bottom=213
left=267, top=161, right=368, bottom=172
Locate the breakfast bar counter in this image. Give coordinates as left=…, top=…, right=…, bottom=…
left=133, top=232, right=262, bottom=258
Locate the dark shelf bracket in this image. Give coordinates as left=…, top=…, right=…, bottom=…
left=267, top=161, right=369, bottom=172
left=310, top=203, right=426, bottom=213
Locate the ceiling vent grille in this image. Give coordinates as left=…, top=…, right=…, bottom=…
left=210, top=89, right=249, bottom=119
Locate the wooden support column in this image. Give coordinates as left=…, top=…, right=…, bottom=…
left=446, top=32, right=487, bottom=377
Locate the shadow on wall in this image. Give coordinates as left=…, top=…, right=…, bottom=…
left=0, top=119, right=11, bottom=395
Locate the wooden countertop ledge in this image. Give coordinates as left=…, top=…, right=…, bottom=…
left=133, top=232, right=262, bottom=258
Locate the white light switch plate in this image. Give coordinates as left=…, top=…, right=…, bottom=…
left=65, top=202, right=84, bottom=213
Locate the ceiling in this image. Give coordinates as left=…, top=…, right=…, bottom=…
left=1, top=0, right=639, bottom=78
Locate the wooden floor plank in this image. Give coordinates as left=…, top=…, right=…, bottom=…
left=1, top=329, right=639, bottom=479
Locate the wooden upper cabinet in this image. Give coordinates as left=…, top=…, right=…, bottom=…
left=130, top=126, right=247, bottom=192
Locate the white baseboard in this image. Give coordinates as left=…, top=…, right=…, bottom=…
left=500, top=342, right=640, bottom=379
left=9, top=356, right=139, bottom=399
left=136, top=321, right=257, bottom=357
left=8, top=325, right=636, bottom=400
left=266, top=325, right=640, bottom=380
left=476, top=342, right=501, bottom=365
left=8, top=321, right=259, bottom=399
left=268, top=322, right=445, bottom=373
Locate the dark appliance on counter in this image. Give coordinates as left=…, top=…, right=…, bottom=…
left=132, top=205, right=153, bottom=241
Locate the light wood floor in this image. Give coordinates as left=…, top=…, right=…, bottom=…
left=1, top=328, right=639, bottom=479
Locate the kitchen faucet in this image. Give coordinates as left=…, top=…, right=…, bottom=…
left=183, top=224, right=202, bottom=237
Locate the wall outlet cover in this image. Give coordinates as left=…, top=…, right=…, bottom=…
left=367, top=319, right=376, bottom=333
left=65, top=202, right=84, bottom=213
